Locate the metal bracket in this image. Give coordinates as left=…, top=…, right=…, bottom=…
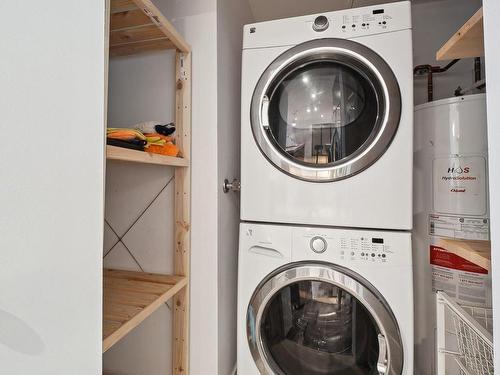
left=223, top=178, right=241, bottom=193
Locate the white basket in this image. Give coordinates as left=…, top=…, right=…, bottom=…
left=436, top=291, right=494, bottom=375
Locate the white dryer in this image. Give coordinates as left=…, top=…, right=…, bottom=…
left=240, top=1, right=413, bottom=230
left=237, top=222, right=414, bottom=375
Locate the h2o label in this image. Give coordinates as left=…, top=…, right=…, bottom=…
left=433, top=156, right=487, bottom=216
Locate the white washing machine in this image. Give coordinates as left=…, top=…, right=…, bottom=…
left=237, top=222, right=413, bottom=375
left=240, top=1, right=413, bottom=230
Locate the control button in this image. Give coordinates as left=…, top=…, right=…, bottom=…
left=352, top=24, right=356, bottom=28
left=342, top=25, right=346, bottom=29
left=310, top=236, right=327, bottom=253
left=382, top=21, right=387, bottom=25
left=313, top=15, right=329, bottom=32
left=382, top=254, right=387, bottom=258
left=362, top=23, right=366, bottom=26
left=371, top=253, right=376, bottom=257
left=361, top=252, right=365, bottom=256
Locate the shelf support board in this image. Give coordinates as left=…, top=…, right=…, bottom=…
left=106, top=145, right=189, bottom=167
left=173, top=51, right=191, bottom=375
left=436, top=7, right=484, bottom=61
left=437, top=239, right=491, bottom=271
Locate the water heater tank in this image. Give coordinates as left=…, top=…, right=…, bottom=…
left=413, top=93, right=490, bottom=375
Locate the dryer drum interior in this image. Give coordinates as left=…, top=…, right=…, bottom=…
left=250, top=38, right=402, bottom=182
left=247, top=263, right=404, bottom=375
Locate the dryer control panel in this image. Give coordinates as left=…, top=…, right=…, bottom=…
left=337, top=7, right=394, bottom=34
left=243, top=1, right=411, bottom=50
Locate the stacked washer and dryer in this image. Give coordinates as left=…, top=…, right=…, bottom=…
left=238, top=2, right=414, bottom=374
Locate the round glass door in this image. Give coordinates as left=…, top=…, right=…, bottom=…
left=251, top=38, right=401, bottom=182
left=247, top=263, right=403, bottom=375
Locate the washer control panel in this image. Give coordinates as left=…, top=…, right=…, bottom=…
left=338, top=236, right=391, bottom=263
left=293, top=227, right=411, bottom=266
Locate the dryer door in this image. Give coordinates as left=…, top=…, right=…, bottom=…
left=247, top=263, right=403, bottom=375
left=251, top=38, right=401, bottom=182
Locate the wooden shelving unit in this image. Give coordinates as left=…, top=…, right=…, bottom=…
left=437, top=238, right=491, bottom=271
left=106, top=145, right=189, bottom=167
left=105, top=1, right=191, bottom=373
left=436, top=7, right=484, bottom=61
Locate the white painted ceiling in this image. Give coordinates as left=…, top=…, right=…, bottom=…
left=248, top=0, right=416, bottom=22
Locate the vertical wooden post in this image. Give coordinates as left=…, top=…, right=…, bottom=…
left=173, top=51, right=191, bottom=375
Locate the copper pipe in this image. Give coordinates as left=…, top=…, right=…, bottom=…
left=414, top=59, right=460, bottom=102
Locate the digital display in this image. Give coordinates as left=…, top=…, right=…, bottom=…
left=373, top=9, right=384, bottom=14
left=372, top=238, right=384, bottom=244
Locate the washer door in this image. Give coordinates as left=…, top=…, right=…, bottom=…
left=251, top=38, right=401, bottom=182
left=247, top=263, right=403, bottom=375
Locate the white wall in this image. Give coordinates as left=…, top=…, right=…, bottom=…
left=103, top=0, right=219, bottom=374
left=412, top=0, right=483, bottom=105
left=0, top=1, right=105, bottom=374
left=483, top=0, right=500, bottom=370
left=216, top=1, right=254, bottom=374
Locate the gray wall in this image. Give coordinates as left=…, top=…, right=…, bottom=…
left=217, top=2, right=254, bottom=374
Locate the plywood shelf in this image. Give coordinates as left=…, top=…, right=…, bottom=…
left=436, top=7, right=484, bottom=61
left=437, top=238, right=491, bottom=271
left=110, top=0, right=190, bottom=57
left=106, top=145, right=189, bottom=167
left=103, top=269, right=188, bottom=352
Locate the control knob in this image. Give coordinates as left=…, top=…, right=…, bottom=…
left=313, top=15, right=329, bottom=32
left=310, top=236, right=327, bottom=253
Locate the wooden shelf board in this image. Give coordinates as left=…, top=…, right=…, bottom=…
left=437, top=238, right=491, bottom=271
left=110, top=0, right=138, bottom=14
left=437, top=7, right=484, bottom=61
left=103, top=269, right=188, bottom=352
left=106, top=145, right=189, bottom=167
left=109, top=0, right=190, bottom=57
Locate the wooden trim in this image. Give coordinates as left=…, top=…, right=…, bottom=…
left=173, top=51, right=191, bottom=375
left=106, top=145, right=189, bottom=167
left=103, top=269, right=187, bottom=352
left=436, top=7, right=484, bottom=61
